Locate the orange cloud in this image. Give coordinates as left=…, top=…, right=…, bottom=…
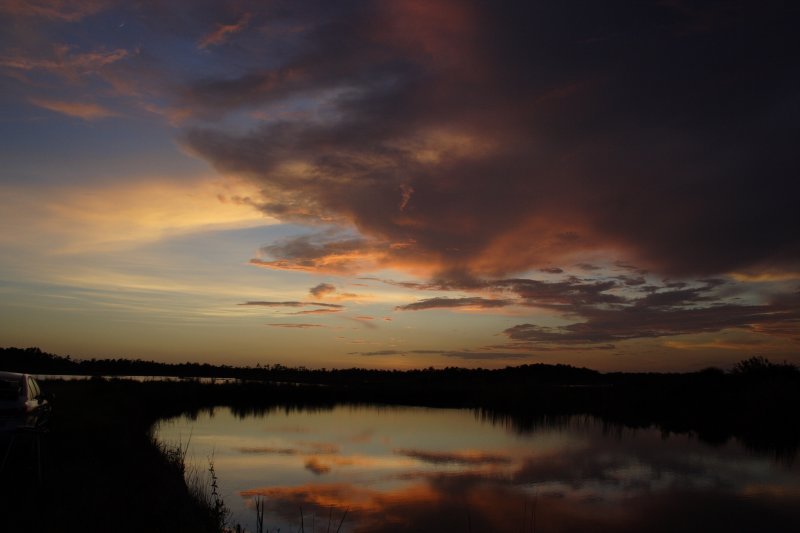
left=0, top=46, right=129, bottom=81
left=29, top=97, right=117, bottom=120
left=377, top=0, right=481, bottom=72
left=304, top=457, right=331, bottom=475
left=0, top=0, right=110, bottom=21
left=198, top=13, right=252, bottom=48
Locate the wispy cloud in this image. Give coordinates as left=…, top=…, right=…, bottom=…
left=350, top=349, right=531, bottom=361
left=396, top=297, right=512, bottom=311
left=0, top=178, right=268, bottom=254
left=440, top=351, right=532, bottom=360
left=267, top=323, right=324, bottom=329
left=239, top=301, right=343, bottom=308
left=0, top=46, right=129, bottom=80
left=29, top=97, right=117, bottom=120
left=291, top=308, right=342, bottom=315
left=198, top=13, right=252, bottom=49
left=0, top=0, right=110, bottom=21
left=394, top=449, right=512, bottom=466
left=350, top=350, right=403, bottom=357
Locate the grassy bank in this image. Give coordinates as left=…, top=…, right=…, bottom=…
left=0, top=378, right=221, bottom=533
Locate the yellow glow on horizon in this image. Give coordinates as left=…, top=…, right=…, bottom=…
left=0, top=176, right=273, bottom=254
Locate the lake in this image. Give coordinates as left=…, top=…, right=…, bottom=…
left=155, top=405, right=800, bottom=532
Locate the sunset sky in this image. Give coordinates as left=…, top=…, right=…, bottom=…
left=1, top=0, right=798, bottom=371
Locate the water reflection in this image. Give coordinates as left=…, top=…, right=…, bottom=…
left=156, top=406, right=800, bottom=532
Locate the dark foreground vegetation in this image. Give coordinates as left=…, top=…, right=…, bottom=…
left=0, top=377, right=222, bottom=533
left=1, top=347, right=799, bottom=532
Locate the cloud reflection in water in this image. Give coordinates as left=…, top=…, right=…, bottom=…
left=158, top=405, right=800, bottom=532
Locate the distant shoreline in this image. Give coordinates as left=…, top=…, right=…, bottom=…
left=4, top=346, right=800, bottom=460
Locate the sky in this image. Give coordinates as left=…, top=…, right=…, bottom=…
left=0, top=0, right=798, bottom=371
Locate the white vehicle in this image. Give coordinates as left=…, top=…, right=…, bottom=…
left=0, top=372, right=51, bottom=434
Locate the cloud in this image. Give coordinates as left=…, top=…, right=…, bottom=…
left=394, top=449, right=512, bottom=466
left=504, top=297, right=800, bottom=347
left=496, top=279, right=800, bottom=349
left=0, top=46, right=129, bottom=80
left=247, top=231, right=408, bottom=275
left=309, top=283, right=336, bottom=298
left=239, top=301, right=343, bottom=308
left=236, top=446, right=299, bottom=455
left=240, top=434, right=800, bottom=533
left=304, top=457, right=331, bottom=475
left=440, top=351, right=532, bottom=361
left=395, top=297, right=512, bottom=311
left=350, top=350, right=403, bottom=357
left=29, top=97, right=117, bottom=120
left=266, top=323, right=324, bottom=329
left=0, top=0, right=110, bottom=21
left=302, top=442, right=340, bottom=455
left=179, top=1, right=799, bottom=280
left=291, top=308, right=342, bottom=315
left=374, top=273, right=800, bottom=350
left=236, top=441, right=339, bottom=456
left=350, top=348, right=531, bottom=361
left=240, top=300, right=345, bottom=316
left=198, top=13, right=252, bottom=48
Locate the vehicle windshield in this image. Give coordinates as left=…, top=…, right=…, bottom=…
left=0, top=377, right=23, bottom=402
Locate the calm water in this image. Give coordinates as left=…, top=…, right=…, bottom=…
left=155, top=405, right=800, bottom=532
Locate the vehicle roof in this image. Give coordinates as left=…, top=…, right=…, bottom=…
left=0, top=371, right=28, bottom=380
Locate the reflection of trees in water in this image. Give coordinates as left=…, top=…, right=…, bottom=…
left=16, top=344, right=800, bottom=463
left=476, top=401, right=799, bottom=465
left=153, top=368, right=799, bottom=463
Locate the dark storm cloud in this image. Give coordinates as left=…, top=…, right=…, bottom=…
left=497, top=278, right=627, bottom=308
left=181, top=0, right=800, bottom=278
left=375, top=275, right=629, bottom=309
left=504, top=297, right=800, bottom=346
left=375, top=273, right=799, bottom=348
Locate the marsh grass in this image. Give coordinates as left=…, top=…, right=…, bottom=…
left=183, top=455, right=232, bottom=531
left=156, top=435, right=237, bottom=533
left=241, top=499, right=348, bottom=533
